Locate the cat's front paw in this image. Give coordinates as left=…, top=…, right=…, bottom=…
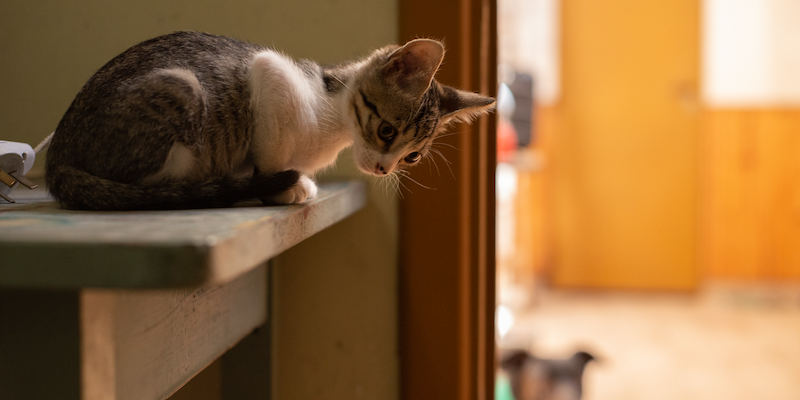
left=264, top=175, right=317, bottom=204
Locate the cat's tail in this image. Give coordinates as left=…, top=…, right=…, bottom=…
left=46, top=164, right=300, bottom=211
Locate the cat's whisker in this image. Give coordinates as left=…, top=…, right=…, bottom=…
left=432, top=141, right=458, bottom=150
left=395, top=170, right=435, bottom=191
left=391, top=176, right=400, bottom=198
left=370, top=175, right=382, bottom=195
left=429, top=148, right=453, bottom=166
left=386, top=173, right=404, bottom=199
left=389, top=175, right=401, bottom=198
left=377, top=175, right=393, bottom=198
left=379, top=173, right=401, bottom=198
left=384, top=178, right=392, bottom=198
left=385, top=176, right=395, bottom=198
left=395, top=176, right=405, bottom=199
left=436, top=130, right=470, bottom=140
left=429, top=148, right=455, bottom=179
left=395, top=175, right=411, bottom=195
left=331, top=75, right=355, bottom=95
left=424, top=152, right=441, bottom=176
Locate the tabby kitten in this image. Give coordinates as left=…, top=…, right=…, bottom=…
left=45, top=31, right=495, bottom=211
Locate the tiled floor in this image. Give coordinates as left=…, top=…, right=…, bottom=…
left=499, top=284, right=800, bottom=400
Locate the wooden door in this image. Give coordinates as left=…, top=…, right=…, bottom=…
left=550, top=0, right=699, bottom=289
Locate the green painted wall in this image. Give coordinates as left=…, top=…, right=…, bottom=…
left=1, top=2, right=399, bottom=399
left=0, top=0, right=396, bottom=148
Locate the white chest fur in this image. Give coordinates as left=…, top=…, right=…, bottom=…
left=248, top=51, right=353, bottom=176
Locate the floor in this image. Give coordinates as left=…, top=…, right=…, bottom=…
left=498, top=284, right=800, bottom=400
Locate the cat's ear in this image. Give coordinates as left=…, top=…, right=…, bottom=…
left=439, top=84, right=496, bottom=124
left=382, top=39, right=445, bottom=99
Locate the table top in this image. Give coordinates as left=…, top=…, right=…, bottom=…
left=0, top=181, right=366, bottom=289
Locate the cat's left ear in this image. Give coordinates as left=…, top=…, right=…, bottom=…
left=439, top=84, right=496, bottom=124
left=382, top=39, right=445, bottom=99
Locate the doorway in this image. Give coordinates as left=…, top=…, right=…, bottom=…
left=495, top=1, right=800, bottom=399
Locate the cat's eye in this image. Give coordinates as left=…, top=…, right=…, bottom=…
left=378, top=122, right=397, bottom=142
left=404, top=152, right=422, bottom=164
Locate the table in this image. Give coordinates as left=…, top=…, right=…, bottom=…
left=0, top=181, right=366, bottom=400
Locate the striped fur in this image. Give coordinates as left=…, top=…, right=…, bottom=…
left=46, top=31, right=495, bottom=210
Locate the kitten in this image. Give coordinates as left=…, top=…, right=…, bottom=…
left=500, top=349, right=595, bottom=400
left=45, top=31, right=495, bottom=211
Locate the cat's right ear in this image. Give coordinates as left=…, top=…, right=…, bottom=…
left=382, top=39, right=445, bottom=99
left=438, top=84, right=496, bottom=124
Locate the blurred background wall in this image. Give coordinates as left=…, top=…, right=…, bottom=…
left=700, top=0, right=800, bottom=281
left=498, top=0, right=800, bottom=297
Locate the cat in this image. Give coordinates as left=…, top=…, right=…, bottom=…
left=500, top=349, right=595, bottom=400
left=44, top=31, right=495, bottom=211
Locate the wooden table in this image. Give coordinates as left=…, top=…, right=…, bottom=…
left=0, top=181, right=366, bottom=400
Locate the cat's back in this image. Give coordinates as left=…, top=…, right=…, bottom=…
left=83, top=31, right=264, bottom=94
left=48, top=32, right=270, bottom=183
left=58, top=31, right=268, bottom=130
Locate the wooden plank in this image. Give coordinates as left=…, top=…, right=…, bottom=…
left=81, top=265, right=267, bottom=400
left=220, top=312, right=271, bottom=400
left=219, top=260, right=273, bottom=400
left=0, top=181, right=366, bottom=288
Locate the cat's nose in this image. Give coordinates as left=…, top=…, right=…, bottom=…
left=374, top=163, right=388, bottom=175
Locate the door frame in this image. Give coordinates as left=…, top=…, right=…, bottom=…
left=398, top=1, right=498, bottom=399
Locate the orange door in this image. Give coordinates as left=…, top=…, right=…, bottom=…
left=550, top=0, right=699, bottom=289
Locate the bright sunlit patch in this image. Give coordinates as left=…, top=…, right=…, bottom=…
left=496, top=305, right=515, bottom=339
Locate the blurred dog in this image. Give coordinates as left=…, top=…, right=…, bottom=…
left=500, top=349, right=595, bottom=400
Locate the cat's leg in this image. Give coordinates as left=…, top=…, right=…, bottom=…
left=261, top=174, right=317, bottom=204
left=248, top=51, right=321, bottom=205
left=247, top=135, right=314, bottom=205
left=247, top=136, right=316, bottom=205
left=253, top=167, right=317, bottom=205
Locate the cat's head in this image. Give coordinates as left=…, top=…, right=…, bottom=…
left=351, top=39, right=495, bottom=177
